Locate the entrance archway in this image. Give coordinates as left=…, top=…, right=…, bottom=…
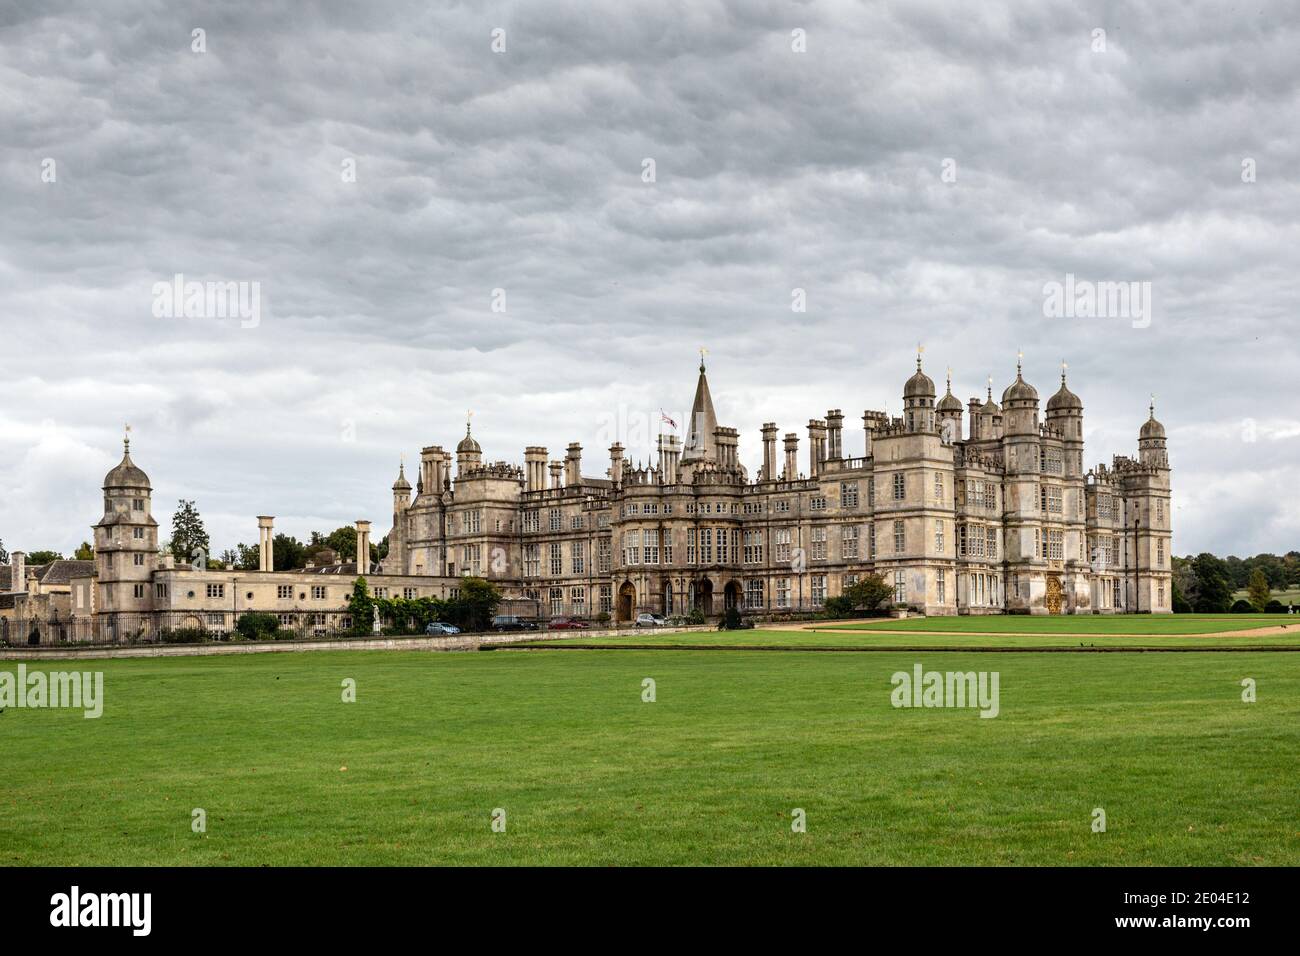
left=724, top=580, right=741, bottom=612
left=617, top=582, right=636, bottom=622
left=696, top=578, right=714, bottom=616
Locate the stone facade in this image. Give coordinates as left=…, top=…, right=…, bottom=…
left=386, top=355, right=1173, bottom=619
left=4, top=352, right=1173, bottom=645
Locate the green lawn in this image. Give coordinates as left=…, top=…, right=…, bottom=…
left=3, top=649, right=1297, bottom=866
left=826, top=614, right=1295, bottom=635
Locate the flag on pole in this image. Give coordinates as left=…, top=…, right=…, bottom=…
left=660, top=409, right=678, bottom=430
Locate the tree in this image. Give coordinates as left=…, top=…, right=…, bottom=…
left=1246, top=568, right=1271, bottom=612
left=73, top=541, right=94, bottom=560
left=823, top=573, right=894, bottom=618
left=325, top=526, right=358, bottom=562
left=444, top=577, right=501, bottom=632
left=24, top=550, right=63, bottom=565
left=1191, top=553, right=1233, bottom=614
left=274, top=534, right=307, bottom=571
left=169, top=500, right=210, bottom=568
left=0, top=538, right=7, bottom=564
left=345, top=577, right=374, bottom=635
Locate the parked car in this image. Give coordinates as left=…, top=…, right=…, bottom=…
left=635, top=613, right=667, bottom=628
left=547, top=617, right=589, bottom=630
left=491, top=615, right=540, bottom=632
left=424, top=622, right=461, bottom=635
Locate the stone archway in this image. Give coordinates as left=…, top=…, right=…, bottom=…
left=724, top=580, right=742, bottom=612
left=1045, top=575, right=1063, bottom=615
left=617, top=582, right=636, bottom=622
left=696, top=578, right=714, bottom=616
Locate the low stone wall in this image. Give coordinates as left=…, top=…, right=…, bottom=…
left=0, top=625, right=712, bottom=661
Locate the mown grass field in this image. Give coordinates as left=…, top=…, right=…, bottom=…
left=3, top=637, right=1298, bottom=866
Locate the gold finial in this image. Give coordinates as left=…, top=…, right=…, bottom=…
left=916, top=342, right=925, bottom=371
left=1061, top=359, right=1068, bottom=385
left=123, top=422, right=131, bottom=454
left=1016, top=349, right=1023, bottom=376
left=945, top=366, right=953, bottom=391
left=1149, top=393, right=1156, bottom=418
left=986, top=374, right=993, bottom=400
left=699, top=347, right=708, bottom=373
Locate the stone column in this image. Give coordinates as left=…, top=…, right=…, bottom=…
left=761, top=423, right=778, bottom=481
left=355, top=520, right=371, bottom=573
left=807, top=419, right=827, bottom=476
left=826, top=409, right=844, bottom=459
left=549, top=461, right=564, bottom=489
left=257, top=516, right=275, bottom=572
left=783, top=433, right=799, bottom=481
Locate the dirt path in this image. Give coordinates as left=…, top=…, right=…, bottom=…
left=755, top=619, right=1299, bottom=639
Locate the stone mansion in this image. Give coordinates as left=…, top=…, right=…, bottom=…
left=1, top=353, right=1173, bottom=643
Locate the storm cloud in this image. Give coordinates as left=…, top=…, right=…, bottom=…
left=1, top=0, right=1298, bottom=557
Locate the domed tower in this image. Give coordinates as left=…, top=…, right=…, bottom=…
left=1128, top=398, right=1173, bottom=612
left=936, top=368, right=964, bottom=443
left=902, top=351, right=936, bottom=433
left=1045, top=361, right=1084, bottom=476
left=386, top=460, right=411, bottom=573
left=1138, top=399, right=1168, bottom=469
left=1000, top=355, right=1040, bottom=437
left=456, top=422, right=482, bottom=477
left=93, top=429, right=159, bottom=634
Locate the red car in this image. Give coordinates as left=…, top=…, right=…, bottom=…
left=548, top=617, right=590, bottom=630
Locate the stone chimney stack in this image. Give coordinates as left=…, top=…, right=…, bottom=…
left=549, top=460, right=564, bottom=489
left=524, top=446, right=548, bottom=492
left=826, top=409, right=844, bottom=460
left=12, top=550, right=25, bottom=592
left=968, top=398, right=982, bottom=440
left=661, top=435, right=681, bottom=484
left=257, top=516, right=275, bottom=572
left=608, top=443, right=625, bottom=486
left=355, top=520, right=371, bottom=573
left=862, top=410, right=887, bottom=458
left=783, top=433, right=799, bottom=480
left=761, top=423, right=778, bottom=481
left=564, top=442, right=583, bottom=487
left=807, top=419, right=828, bottom=477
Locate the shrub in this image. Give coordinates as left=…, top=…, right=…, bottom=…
left=161, top=627, right=208, bottom=644
left=718, top=606, right=753, bottom=630
left=685, top=608, right=706, bottom=625
left=1264, top=599, right=1285, bottom=614
left=236, top=612, right=281, bottom=641
left=1230, top=599, right=1255, bottom=614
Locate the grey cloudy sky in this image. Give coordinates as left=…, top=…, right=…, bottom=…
left=2, top=0, right=1298, bottom=559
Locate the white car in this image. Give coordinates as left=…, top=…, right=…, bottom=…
left=635, top=613, right=667, bottom=628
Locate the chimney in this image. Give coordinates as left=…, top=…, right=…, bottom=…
left=549, top=460, right=564, bottom=489
left=807, top=419, right=827, bottom=477
left=257, top=516, right=275, bottom=572
left=761, top=423, right=778, bottom=481
left=967, top=398, right=982, bottom=440
left=826, top=410, right=844, bottom=460
left=609, top=442, right=625, bottom=486
left=783, top=433, right=799, bottom=480
left=355, top=520, right=371, bottom=573
left=12, top=550, right=26, bottom=592
left=565, top=442, right=582, bottom=487
left=862, top=410, right=887, bottom=458
left=524, top=446, right=548, bottom=492
left=661, top=435, right=681, bottom=484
